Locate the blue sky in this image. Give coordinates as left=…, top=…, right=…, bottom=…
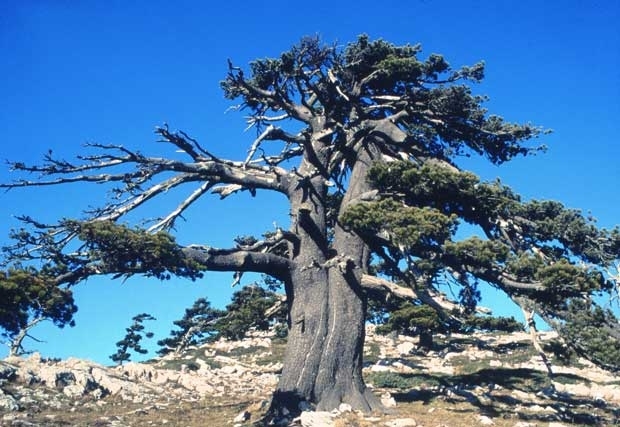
left=1, top=1, right=618, bottom=364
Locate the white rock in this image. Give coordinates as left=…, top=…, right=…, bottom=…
left=370, top=363, right=392, bottom=373
left=117, top=362, right=156, bottom=381
left=384, top=418, right=417, bottom=427
left=63, top=384, right=85, bottom=398
left=396, top=342, right=415, bottom=356
left=478, top=415, right=495, bottom=425
left=338, top=402, right=352, bottom=413
left=0, top=390, right=19, bottom=411
left=233, top=410, right=250, bottom=423
left=381, top=392, right=397, bottom=408
left=391, top=361, right=415, bottom=373
left=299, top=410, right=335, bottom=427
left=219, top=365, right=238, bottom=374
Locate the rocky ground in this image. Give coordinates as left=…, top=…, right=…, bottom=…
left=0, top=327, right=619, bottom=426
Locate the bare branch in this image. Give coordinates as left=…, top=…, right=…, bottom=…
left=360, top=274, right=490, bottom=316
left=360, top=274, right=417, bottom=299
left=244, top=125, right=276, bottom=167
left=148, top=181, right=213, bottom=232
left=95, top=174, right=196, bottom=222
left=327, top=68, right=349, bottom=101
left=265, top=294, right=287, bottom=318
left=211, top=183, right=244, bottom=199
left=245, top=113, right=290, bottom=127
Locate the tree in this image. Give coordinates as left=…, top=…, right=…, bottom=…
left=110, top=313, right=156, bottom=365
left=373, top=299, right=523, bottom=349
left=2, top=35, right=619, bottom=413
left=158, top=285, right=286, bottom=357
left=157, top=298, right=224, bottom=356
left=376, top=302, right=445, bottom=349
left=215, top=284, right=287, bottom=341
left=0, top=264, right=77, bottom=356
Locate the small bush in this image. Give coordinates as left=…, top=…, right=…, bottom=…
left=365, top=371, right=419, bottom=390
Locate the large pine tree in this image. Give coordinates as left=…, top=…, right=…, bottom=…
left=2, top=36, right=619, bottom=413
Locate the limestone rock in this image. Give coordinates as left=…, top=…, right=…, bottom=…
left=478, top=415, right=495, bottom=425
left=384, top=418, right=417, bottom=427
left=299, top=410, right=335, bottom=427
left=396, top=341, right=415, bottom=356
left=0, top=389, right=19, bottom=411
left=233, top=409, right=250, bottom=423
left=0, top=361, right=16, bottom=381
left=381, top=391, right=397, bottom=408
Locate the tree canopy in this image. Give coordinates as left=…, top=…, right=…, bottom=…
left=1, top=35, right=619, bottom=414
left=0, top=263, right=77, bottom=356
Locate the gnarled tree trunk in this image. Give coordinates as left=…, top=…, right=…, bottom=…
left=274, top=146, right=382, bottom=412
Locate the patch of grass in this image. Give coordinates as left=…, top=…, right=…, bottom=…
left=254, top=343, right=286, bottom=367
left=364, top=371, right=443, bottom=390
left=455, top=367, right=550, bottom=392
left=552, top=372, right=590, bottom=386
left=364, top=341, right=382, bottom=364
left=448, top=356, right=495, bottom=375
left=157, top=356, right=222, bottom=371
left=217, top=345, right=264, bottom=359
left=201, top=357, right=223, bottom=370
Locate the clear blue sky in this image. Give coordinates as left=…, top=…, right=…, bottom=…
left=1, top=1, right=618, bottom=364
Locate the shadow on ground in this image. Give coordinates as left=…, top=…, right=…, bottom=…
left=386, top=367, right=619, bottom=425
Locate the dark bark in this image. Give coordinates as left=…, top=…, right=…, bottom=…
left=273, top=145, right=382, bottom=413
left=418, top=330, right=434, bottom=350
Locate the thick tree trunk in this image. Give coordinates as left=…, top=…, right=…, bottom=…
left=273, top=145, right=382, bottom=413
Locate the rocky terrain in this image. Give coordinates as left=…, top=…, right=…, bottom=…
left=1, top=327, right=619, bottom=426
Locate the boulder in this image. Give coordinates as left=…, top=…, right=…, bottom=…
left=299, top=411, right=335, bottom=427
left=0, top=389, right=19, bottom=411
left=396, top=342, right=415, bottom=356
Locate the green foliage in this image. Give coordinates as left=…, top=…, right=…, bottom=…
left=459, top=314, right=524, bottom=333
left=365, top=371, right=432, bottom=390
left=556, top=299, right=620, bottom=371
left=353, top=155, right=620, bottom=369
left=157, top=298, right=224, bottom=356
left=157, top=284, right=287, bottom=355
left=0, top=265, right=77, bottom=355
left=365, top=161, right=520, bottom=225
left=341, top=200, right=457, bottom=252
left=376, top=303, right=445, bottom=337
left=223, top=35, right=544, bottom=167
left=214, top=285, right=286, bottom=341
left=374, top=299, right=523, bottom=343
left=110, top=313, right=156, bottom=365
left=68, top=220, right=205, bottom=281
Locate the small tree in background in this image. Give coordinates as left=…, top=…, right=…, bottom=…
left=110, top=313, right=156, bottom=365
left=461, top=314, right=524, bottom=334
left=370, top=280, right=524, bottom=349
left=0, top=264, right=77, bottom=356
left=157, top=298, right=224, bottom=356
left=215, top=285, right=287, bottom=341
left=376, top=302, right=444, bottom=348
